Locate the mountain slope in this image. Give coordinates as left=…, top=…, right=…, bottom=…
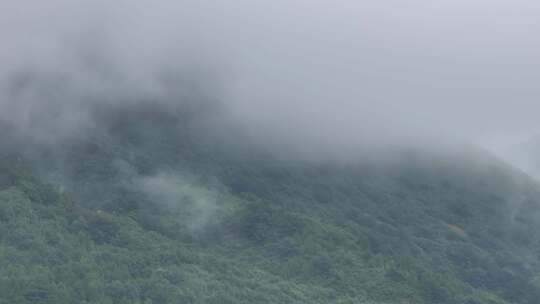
left=2, top=105, right=540, bottom=303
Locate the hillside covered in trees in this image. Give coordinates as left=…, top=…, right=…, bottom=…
left=2, top=103, right=540, bottom=304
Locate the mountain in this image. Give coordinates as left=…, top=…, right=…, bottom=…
left=1, top=103, right=540, bottom=304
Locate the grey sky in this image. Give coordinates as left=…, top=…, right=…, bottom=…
left=1, top=0, right=539, bottom=160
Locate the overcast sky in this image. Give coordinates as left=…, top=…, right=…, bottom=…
left=1, top=0, right=539, bottom=160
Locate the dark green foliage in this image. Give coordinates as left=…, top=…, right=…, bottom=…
left=2, top=107, right=540, bottom=303
left=234, top=199, right=304, bottom=244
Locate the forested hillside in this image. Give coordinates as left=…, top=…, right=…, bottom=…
left=2, top=104, right=540, bottom=304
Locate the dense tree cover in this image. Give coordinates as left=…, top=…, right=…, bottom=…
left=2, top=105, right=540, bottom=303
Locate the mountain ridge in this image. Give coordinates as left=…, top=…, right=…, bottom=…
left=1, top=106, right=540, bottom=303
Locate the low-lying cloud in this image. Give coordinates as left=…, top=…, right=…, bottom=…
left=136, top=172, right=220, bottom=231
left=1, top=0, right=539, bottom=164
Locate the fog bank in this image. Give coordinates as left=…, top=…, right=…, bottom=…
left=1, top=0, right=539, bottom=162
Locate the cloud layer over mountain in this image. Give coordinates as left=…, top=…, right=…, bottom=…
left=1, top=0, right=539, bottom=160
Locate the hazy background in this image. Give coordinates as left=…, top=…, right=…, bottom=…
left=1, top=0, right=539, bottom=168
